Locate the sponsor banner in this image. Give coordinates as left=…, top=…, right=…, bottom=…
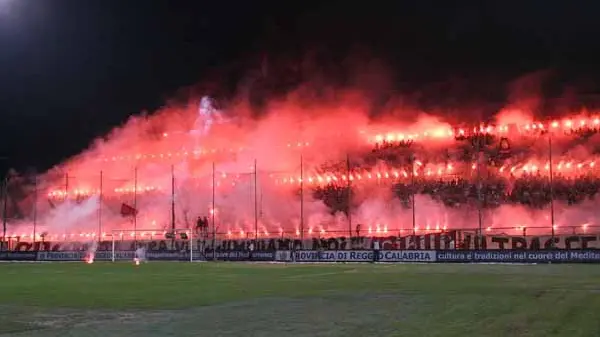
left=37, top=251, right=119, bottom=261
left=0, top=251, right=38, bottom=261
left=146, top=251, right=189, bottom=261
left=37, top=251, right=85, bottom=261
left=35, top=250, right=274, bottom=262
left=436, top=250, right=600, bottom=263
left=290, top=250, right=436, bottom=262
left=37, top=251, right=190, bottom=261
left=204, top=250, right=275, bottom=261
left=275, top=250, right=292, bottom=262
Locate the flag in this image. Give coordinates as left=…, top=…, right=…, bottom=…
left=120, top=203, right=138, bottom=217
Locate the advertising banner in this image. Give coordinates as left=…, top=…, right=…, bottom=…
left=33, top=250, right=275, bottom=262
left=37, top=251, right=115, bottom=261
left=204, top=250, right=276, bottom=261
left=288, top=250, right=436, bottom=262
left=36, top=251, right=83, bottom=261
left=436, top=250, right=600, bottom=263
left=36, top=251, right=190, bottom=261
left=0, top=251, right=38, bottom=261
left=15, top=249, right=600, bottom=263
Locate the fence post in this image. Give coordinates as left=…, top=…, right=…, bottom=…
left=211, top=162, right=216, bottom=261
left=2, top=174, right=8, bottom=251
left=33, top=175, right=37, bottom=248
left=548, top=133, right=556, bottom=242
left=300, top=154, right=304, bottom=242
left=411, top=156, right=416, bottom=236
left=254, top=159, right=258, bottom=242
left=98, top=171, right=103, bottom=242
left=134, top=167, right=138, bottom=246
left=346, top=154, right=352, bottom=238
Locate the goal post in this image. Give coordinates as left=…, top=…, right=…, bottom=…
left=110, top=228, right=194, bottom=262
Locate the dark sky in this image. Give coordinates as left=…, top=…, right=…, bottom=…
left=1, top=0, right=600, bottom=172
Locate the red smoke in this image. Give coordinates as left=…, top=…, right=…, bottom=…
left=6, top=77, right=600, bottom=241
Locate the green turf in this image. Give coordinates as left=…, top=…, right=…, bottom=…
left=0, top=262, right=599, bottom=336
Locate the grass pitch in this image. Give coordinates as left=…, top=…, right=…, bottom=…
left=0, top=262, right=599, bottom=337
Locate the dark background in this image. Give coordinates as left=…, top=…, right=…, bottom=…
left=1, top=0, right=599, bottom=172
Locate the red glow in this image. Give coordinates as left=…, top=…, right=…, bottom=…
left=85, top=254, right=94, bottom=264
left=4, top=94, right=600, bottom=239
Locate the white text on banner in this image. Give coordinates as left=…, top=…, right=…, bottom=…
left=290, top=250, right=436, bottom=262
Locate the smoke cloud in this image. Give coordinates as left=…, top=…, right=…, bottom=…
left=5, top=63, right=600, bottom=240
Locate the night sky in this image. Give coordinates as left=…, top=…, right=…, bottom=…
left=1, top=0, right=599, bottom=173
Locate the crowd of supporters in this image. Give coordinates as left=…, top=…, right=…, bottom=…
left=313, top=174, right=600, bottom=214
left=418, top=174, right=600, bottom=208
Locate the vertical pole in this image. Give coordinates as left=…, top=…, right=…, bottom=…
left=133, top=167, right=138, bottom=245
left=189, top=229, right=193, bottom=262
left=1, top=174, right=6, bottom=251
left=171, top=164, right=176, bottom=233
left=111, top=233, right=115, bottom=262
left=476, top=134, right=484, bottom=243
left=411, top=156, right=416, bottom=236
left=98, top=171, right=103, bottom=242
left=254, top=159, right=258, bottom=242
left=548, top=133, right=556, bottom=241
left=64, top=173, right=69, bottom=202
left=211, top=162, right=216, bottom=261
left=346, top=154, right=352, bottom=238
left=33, top=175, right=38, bottom=248
left=300, top=154, right=304, bottom=241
